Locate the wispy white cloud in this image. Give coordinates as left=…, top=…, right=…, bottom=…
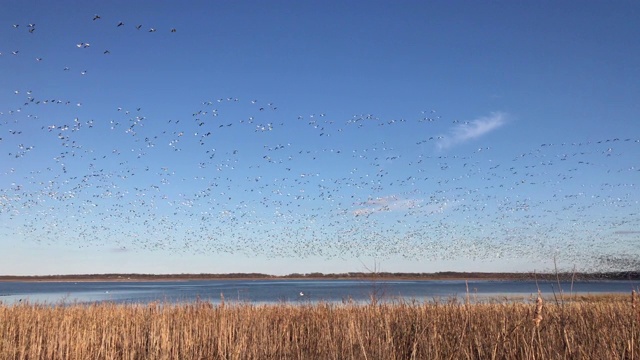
left=421, top=201, right=453, bottom=215
left=352, top=196, right=421, bottom=217
left=357, top=195, right=399, bottom=207
left=613, top=230, right=640, bottom=235
left=437, top=112, right=508, bottom=150
left=352, top=196, right=460, bottom=217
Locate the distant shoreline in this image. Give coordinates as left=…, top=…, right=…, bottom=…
left=1, top=271, right=638, bottom=282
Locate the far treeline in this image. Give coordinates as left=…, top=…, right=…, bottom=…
left=0, top=271, right=639, bottom=282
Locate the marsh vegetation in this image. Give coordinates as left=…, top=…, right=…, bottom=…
left=1, top=293, right=638, bottom=359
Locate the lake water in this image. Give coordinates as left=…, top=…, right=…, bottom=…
left=1, top=279, right=638, bottom=305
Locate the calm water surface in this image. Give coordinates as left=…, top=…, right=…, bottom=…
left=1, top=279, right=638, bottom=305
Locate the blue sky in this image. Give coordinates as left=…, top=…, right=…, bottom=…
left=1, top=1, right=639, bottom=275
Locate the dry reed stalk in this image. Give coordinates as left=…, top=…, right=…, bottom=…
left=533, top=291, right=543, bottom=327
left=632, top=290, right=637, bottom=360
left=633, top=289, right=640, bottom=328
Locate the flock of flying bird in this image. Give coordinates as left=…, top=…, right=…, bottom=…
left=1, top=14, right=639, bottom=272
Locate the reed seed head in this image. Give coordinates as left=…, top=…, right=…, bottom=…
left=533, top=292, right=543, bottom=327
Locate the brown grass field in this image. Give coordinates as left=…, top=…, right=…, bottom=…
left=1, top=293, right=639, bottom=359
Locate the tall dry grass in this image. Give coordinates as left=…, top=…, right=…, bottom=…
left=0, top=295, right=638, bottom=360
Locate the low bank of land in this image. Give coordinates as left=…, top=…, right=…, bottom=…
left=1, top=270, right=639, bottom=282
